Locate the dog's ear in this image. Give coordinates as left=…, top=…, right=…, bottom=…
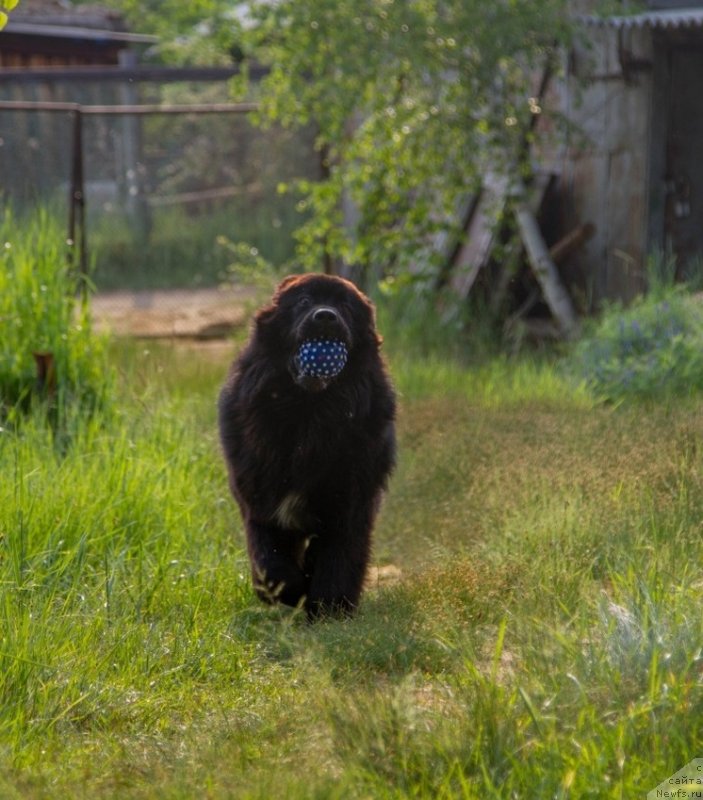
left=353, top=286, right=383, bottom=350
left=253, top=299, right=280, bottom=342
left=275, top=274, right=302, bottom=294
left=270, top=274, right=306, bottom=306
left=254, top=302, right=275, bottom=327
left=253, top=275, right=301, bottom=342
left=367, top=306, right=383, bottom=350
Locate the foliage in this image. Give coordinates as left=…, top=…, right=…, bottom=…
left=217, top=236, right=281, bottom=292
left=566, top=285, right=703, bottom=402
left=73, top=0, right=243, bottom=64
left=241, top=0, right=572, bottom=284
left=0, top=208, right=112, bottom=419
left=69, top=0, right=575, bottom=291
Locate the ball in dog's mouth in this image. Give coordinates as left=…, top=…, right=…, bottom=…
left=294, top=338, right=348, bottom=384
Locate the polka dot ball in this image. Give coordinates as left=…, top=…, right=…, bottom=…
left=296, top=338, right=348, bottom=378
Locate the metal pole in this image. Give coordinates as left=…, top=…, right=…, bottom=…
left=68, top=107, right=87, bottom=290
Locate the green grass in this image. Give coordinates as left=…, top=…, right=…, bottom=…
left=0, top=331, right=702, bottom=798
left=0, top=208, right=111, bottom=418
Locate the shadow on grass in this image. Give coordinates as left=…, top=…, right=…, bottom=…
left=226, top=557, right=516, bottom=683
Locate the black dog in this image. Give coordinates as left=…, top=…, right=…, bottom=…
left=218, top=274, right=396, bottom=618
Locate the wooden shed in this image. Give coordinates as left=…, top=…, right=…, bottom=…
left=0, top=0, right=154, bottom=67
left=544, top=0, right=703, bottom=304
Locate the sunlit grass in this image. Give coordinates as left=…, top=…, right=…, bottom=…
left=0, top=335, right=701, bottom=798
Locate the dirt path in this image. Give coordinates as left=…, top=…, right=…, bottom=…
left=91, top=286, right=258, bottom=339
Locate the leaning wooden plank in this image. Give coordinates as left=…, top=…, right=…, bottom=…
left=489, top=171, right=558, bottom=314
left=526, top=171, right=555, bottom=215
left=514, top=204, right=579, bottom=337
left=432, top=193, right=478, bottom=279
left=449, top=174, right=509, bottom=299
left=548, top=222, right=595, bottom=264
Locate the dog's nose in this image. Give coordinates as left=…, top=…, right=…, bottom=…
left=312, top=307, right=339, bottom=324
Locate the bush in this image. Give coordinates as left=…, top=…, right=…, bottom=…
left=0, top=208, right=112, bottom=419
left=567, top=287, right=703, bottom=401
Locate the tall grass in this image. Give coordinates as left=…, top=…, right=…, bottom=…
left=0, top=376, right=250, bottom=766
left=0, top=208, right=111, bottom=421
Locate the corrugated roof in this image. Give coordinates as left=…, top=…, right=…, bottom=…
left=582, top=9, right=703, bottom=30
left=2, top=21, right=157, bottom=43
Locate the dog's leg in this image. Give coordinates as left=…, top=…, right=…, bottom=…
left=304, top=500, right=377, bottom=619
left=246, top=521, right=308, bottom=608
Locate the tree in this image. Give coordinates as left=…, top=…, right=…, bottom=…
left=0, top=0, right=19, bottom=31
left=242, top=0, right=573, bottom=286
left=70, top=0, right=575, bottom=290
left=73, top=0, right=244, bottom=64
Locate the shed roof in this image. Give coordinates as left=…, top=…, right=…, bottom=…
left=583, top=8, right=703, bottom=30
left=3, top=0, right=156, bottom=44
left=3, top=21, right=156, bottom=44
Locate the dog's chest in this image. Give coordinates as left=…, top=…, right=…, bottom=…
left=265, top=391, right=357, bottom=452
left=261, top=396, right=359, bottom=528
left=273, top=491, right=308, bottom=530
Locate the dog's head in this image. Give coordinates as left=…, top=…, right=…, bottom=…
left=255, top=273, right=381, bottom=391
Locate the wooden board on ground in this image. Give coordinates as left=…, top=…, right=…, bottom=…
left=91, top=287, right=258, bottom=339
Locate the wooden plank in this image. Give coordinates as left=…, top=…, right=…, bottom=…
left=432, top=193, right=477, bottom=276
left=489, top=171, right=557, bottom=312
left=0, top=65, right=269, bottom=83
left=525, top=171, right=555, bottom=215
left=549, top=222, right=595, bottom=263
left=0, top=100, right=259, bottom=114
left=514, top=203, right=579, bottom=337
left=147, top=183, right=262, bottom=207
left=449, top=174, right=509, bottom=299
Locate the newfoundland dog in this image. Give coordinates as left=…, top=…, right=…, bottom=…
left=218, top=273, right=396, bottom=619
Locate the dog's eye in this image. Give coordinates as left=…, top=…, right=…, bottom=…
left=296, top=297, right=311, bottom=309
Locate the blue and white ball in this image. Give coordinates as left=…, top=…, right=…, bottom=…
left=296, top=338, right=348, bottom=379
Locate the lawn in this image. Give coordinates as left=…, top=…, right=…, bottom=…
left=0, top=329, right=702, bottom=798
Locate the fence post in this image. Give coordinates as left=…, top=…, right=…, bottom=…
left=118, top=49, right=150, bottom=243
left=68, top=106, right=88, bottom=293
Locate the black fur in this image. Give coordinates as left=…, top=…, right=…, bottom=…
left=218, top=274, right=396, bottom=619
